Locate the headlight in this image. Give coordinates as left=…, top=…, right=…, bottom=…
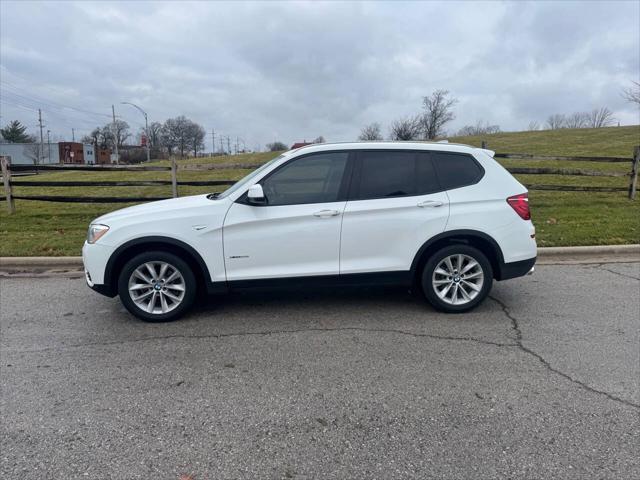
left=87, top=224, right=109, bottom=244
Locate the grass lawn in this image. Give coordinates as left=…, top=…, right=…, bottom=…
left=448, top=125, right=640, bottom=157
left=1, top=127, right=639, bottom=256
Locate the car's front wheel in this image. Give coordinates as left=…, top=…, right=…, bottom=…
left=421, top=245, right=493, bottom=313
left=117, top=251, right=196, bottom=322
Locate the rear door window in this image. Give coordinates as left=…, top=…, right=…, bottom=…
left=430, top=152, right=484, bottom=190
left=354, top=151, right=440, bottom=200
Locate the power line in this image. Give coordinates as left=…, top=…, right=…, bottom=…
left=0, top=80, right=113, bottom=119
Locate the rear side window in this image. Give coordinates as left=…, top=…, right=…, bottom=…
left=431, top=152, right=484, bottom=190
left=355, top=151, right=440, bottom=200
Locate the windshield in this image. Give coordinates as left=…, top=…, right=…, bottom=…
left=214, top=154, right=286, bottom=200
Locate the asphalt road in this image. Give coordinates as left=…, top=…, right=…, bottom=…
left=1, top=262, right=639, bottom=479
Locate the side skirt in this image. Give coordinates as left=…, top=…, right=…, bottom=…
left=207, top=271, right=413, bottom=293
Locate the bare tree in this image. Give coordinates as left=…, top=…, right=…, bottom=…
left=389, top=115, right=423, bottom=140
left=422, top=89, right=458, bottom=139
left=528, top=121, right=540, bottom=131
left=358, top=123, right=383, bottom=141
left=83, top=127, right=103, bottom=149
left=312, top=136, right=326, bottom=144
left=565, top=112, right=590, bottom=129
left=23, top=143, right=44, bottom=165
left=586, top=107, right=615, bottom=128
left=80, top=134, right=94, bottom=145
left=622, top=81, right=640, bottom=105
left=110, top=120, right=130, bottom=148
left=163, top=116, right=193, bottom=157
left=546, top=114, right=566, bottom=130
left=147, top=121, right=164, bottom=148
left=188, top=122, right=206, bottom=157
left=456, top=121, right=501, bottom=136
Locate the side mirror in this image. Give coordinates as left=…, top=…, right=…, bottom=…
left=247, top=184, right=266, bottom=204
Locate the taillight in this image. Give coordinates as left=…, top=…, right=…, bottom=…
left=507, top=193, right=531, bottom=220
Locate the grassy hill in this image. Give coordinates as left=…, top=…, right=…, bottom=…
left=1, top=126, right=639, bottom=256
left=448, top=125, right=639, bottom=157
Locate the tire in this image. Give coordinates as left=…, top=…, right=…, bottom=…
left=117, top=251, right=197, bottom=322
left=421, top=245, right=493, bottom=313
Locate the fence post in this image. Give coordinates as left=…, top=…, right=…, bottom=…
left=170, top=156, right=178, bottom=198
left=1, top=156, right=16, bottom=214
left=629, top=146, right=639, bottom=200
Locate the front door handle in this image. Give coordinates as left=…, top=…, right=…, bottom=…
left=313, top=209, right=340, bottom=218
left=417, top=200, right=444, bottom=208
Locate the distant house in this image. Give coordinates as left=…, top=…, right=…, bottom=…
left=291, top=142, right=312, bottom=149
left=59, top=142, right=85, bottom=164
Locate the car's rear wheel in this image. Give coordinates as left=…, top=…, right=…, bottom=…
left=421, top=245, right=493, bottom=313
left=117, top=251, right=196, bottom=322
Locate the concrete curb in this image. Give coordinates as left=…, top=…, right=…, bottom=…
left=1, top=245, right=638, bottom=274
left=536, top=244, right=640, bottom=257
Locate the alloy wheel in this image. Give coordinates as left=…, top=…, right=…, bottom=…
left=431, top=254, right=484, bottom=306
left=128, top=261, right=186, bottom=314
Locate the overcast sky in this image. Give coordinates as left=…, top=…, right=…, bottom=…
left=1, top=0, right=638, bottom=150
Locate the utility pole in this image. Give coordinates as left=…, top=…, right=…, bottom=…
left=47, top=130, right=51, bottom=162
left=72, top=128, right=75, bottom=142
left=227, top=136, right=231, bottom=155
left=111, top=104, right=119, bottom=164
left=235, top=136, right=239, bottom=155
left=121, top=102, right=150, bottom=163
left=37, top=109, right=45, bottom=165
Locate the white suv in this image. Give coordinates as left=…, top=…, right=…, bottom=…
left=83, top=142, right=536, bottom=321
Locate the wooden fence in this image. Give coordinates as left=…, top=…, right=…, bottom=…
left=1, top=147, right=639, bottom=214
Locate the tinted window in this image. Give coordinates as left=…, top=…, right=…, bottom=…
left=261, top=152, right=348, bottom=206
left=355, top=151, right=440, bottom=200
left=416, top=153, right=440, bottom=194
left=431, top=152, right=483, bottom=190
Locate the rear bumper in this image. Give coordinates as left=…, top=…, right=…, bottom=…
left=496, top=256, right=536, bottom=281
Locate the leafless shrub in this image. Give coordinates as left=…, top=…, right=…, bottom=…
left=389, top=115, right=423, bottom=140
left=564, top=112, right=590, bottom=129
left=586, top=107, right=615, bottom=128
left=358, top=123, right=383, bottom=141
left=546, top=114, right=566, bottom=130
left=456, top=121, right=501, bottom=136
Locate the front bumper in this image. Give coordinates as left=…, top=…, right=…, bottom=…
left=82, top=241, right=117, bottom=297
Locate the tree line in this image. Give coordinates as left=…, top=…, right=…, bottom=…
left=358, top=90, right=502, bottom=141
left=359, top=82, right=640, bottom=141
left=0, top=116, right=208, bottom=159
left=81, top=116, right=207, bottom=158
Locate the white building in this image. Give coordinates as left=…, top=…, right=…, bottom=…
left=83, top=143, right=96, bottom=164
left=0, top=142, right=60, bottom=165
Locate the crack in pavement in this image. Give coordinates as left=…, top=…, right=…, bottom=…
left=596, top=265, right=640, bottom=281
left=7, top=326, right=518, bottom=355
left=489, top=295, right=639, bottom=410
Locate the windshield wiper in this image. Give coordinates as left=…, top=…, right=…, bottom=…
left=206, top=192, right=220, bottom=200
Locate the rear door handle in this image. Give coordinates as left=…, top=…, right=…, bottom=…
left=313, top=209, right=340, bottom=218
left=417, top=200, right=444, bottom=208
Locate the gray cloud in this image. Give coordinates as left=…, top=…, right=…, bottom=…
left=1, top=0, right=638, bottom=148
